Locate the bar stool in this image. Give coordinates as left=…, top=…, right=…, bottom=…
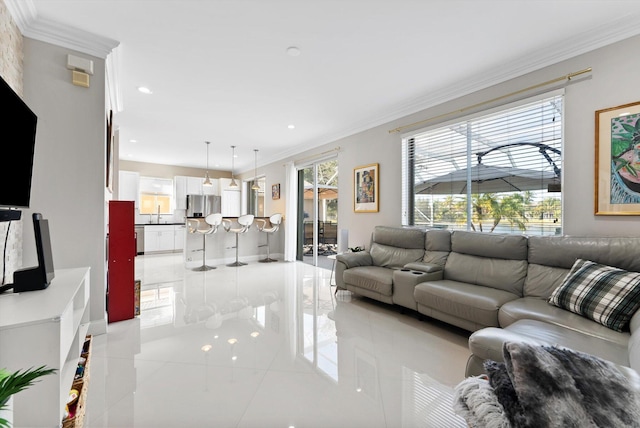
left=188, top=213, right=223, bottom=271
left=223, top=214, right=254, bottom=267
left=256, top=213, right=282, bottom=263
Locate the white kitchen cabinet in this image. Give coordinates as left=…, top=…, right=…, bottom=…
left=219, top=178, right=241, bottom=216
left=221, top=189, right=241, bottom=217
left=174, top=224, right=186, bottom=250
left=174, top=176, right=188, bottom=210
left=0, top=268, right=90, bottom=427
left=175, top=176, right=219, bottom=209
left=187, top=176, right=204, bottom=195
left=144, top=225, right=175, bottom=253
left=202, top=178, right=219, bottom=195
left=119, top=170, right=140, bottom=208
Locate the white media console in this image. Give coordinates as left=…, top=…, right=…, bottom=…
left=0, top=267, right=90, bottom=427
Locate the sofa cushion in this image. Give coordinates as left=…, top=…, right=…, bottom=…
left=414, top=280, right=520, bottom=328
left=548, top=259, right=640, bottom=332
left=450, top=231, right=528, bottom=260
left=444, top=252, right=528, bottom=296
left=343, top=266, right=394, bottom=296
left=372, top=225, right=425, bottom=249
left=370, top=242, right=424, bottom=268
left=468, top=319, right=631, bottom=368
left=528, top=235, right=640, bottom=272
left=498, top=297, right=631, bottom=347
left=523, top=263, right=570, bottom=299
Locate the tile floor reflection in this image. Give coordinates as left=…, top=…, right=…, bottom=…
left=85, top=253, right=470, bottom=427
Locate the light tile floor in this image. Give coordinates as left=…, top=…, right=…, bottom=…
left=84, top=253, right=471, bottom=427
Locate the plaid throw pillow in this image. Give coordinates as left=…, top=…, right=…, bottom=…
left=548, top=259, right=640, bottom=332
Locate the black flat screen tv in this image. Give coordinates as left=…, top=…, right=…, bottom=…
left=0, top=73, right=37, bottom=211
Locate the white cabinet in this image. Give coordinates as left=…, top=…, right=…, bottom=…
left=187, top=176, right=204, bottom=195
left=144, top=225, right=175, bottom=253
left=144, top=225, right=186, bottom=252
left=219, top=178, right=241, bottom=216
left=119, top=171, right=140, bottom=208
left=202, top=178, right=219, bottom=195
left=222, top=190, right=241, bottom=216
left=174, top=176, right=188, bottom=210
left=175, top=176, right=220, bottom=209
left=0, top=268, right=90, bottom=427
left=174, top=224, right=186, bottom=251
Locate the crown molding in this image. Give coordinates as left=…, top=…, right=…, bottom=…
left=323, top=12, right=640, bottom=145
left=6, top=0, right=123, bottom=111
left=5, top=0, right=119, bottom=58
left=264, top=13, right=640, bottom=164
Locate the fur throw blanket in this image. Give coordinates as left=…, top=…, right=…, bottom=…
left=454, top=342, right=640, bottom=428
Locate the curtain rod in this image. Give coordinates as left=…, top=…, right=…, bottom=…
left=283, top=146, right=341, bottom=166
left=388, top=67, right=592, bottom=134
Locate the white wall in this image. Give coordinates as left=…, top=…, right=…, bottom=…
left=23, top=38, right=108, bottom=334
left=254, top=34, right=640, bottom=249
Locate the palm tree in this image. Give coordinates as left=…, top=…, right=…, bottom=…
left=469, top=192, right=530, bottom=232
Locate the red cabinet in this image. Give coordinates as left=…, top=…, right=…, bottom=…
left=107, top=200, right=136, bottom=323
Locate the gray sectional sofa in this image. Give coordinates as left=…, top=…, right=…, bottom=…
left=335, top=226, right=640, bottom=382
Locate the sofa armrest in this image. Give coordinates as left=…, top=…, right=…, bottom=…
left=336, top=251, right=373, bottom=269
left=403, top=261, right=443, bottom=274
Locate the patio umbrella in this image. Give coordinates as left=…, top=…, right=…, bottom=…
left=415, top=164, right=559, bottom=195
left=303, top=187, right=338, bottom=200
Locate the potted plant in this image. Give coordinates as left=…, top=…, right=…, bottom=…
left=0, top=366, right=55, bottom=428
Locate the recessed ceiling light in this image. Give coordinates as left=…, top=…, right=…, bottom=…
left=137, top=86, right=153, bottom=94
left=286, top=46, right=301, bottom=57
left=129, top=139, right=137, bottom=143
left=288, top=124, right=295, bottom=129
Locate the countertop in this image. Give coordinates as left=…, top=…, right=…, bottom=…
left=135, top=217, right=272, bottom=226
left=135, top=223, right=186, bottom=226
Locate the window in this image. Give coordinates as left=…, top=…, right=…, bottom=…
left=139, top=177, right=173, bottom=215
left=402, top=92, right=563, bottom=235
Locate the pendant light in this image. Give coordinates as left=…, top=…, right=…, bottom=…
left=251, top=149, right=260, bottom=190
left=203, top=141, right=213, bottom=187
left=229, top=145, right=238, bottom=188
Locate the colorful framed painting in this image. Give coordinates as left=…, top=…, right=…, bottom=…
left=272, top=183, right=280, bottom=200
left=595, top=101, right=640, bottom=215
left=354, top=163, right=379, bottom=212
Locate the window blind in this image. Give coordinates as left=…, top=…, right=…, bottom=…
left=402, top=91, right=563, bottom=235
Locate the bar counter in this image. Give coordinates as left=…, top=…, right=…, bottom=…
left=184, top=216, right=283, bottom=269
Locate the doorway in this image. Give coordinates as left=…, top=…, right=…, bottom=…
left=297, top=158, right=338, bottom=268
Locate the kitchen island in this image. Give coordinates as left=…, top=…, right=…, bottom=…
left=184, top=216, right=283, bottom=269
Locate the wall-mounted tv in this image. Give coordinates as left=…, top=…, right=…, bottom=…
left=0, top=73, right=37, bottom=215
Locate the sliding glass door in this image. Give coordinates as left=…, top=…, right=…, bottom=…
left=297, top=158, right=338, bottom=267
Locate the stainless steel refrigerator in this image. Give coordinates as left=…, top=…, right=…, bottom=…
left=186, top=194, right=221, bottom=217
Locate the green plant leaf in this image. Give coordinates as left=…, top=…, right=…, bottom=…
left=0, top=366, right=56, bottom=406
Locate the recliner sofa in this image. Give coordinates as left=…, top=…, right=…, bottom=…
left=335, top=226, right=640, bottom=380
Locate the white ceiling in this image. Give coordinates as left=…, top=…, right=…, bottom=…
left=15, top=1, right=640, bottom=173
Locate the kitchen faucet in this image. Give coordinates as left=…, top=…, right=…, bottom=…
left=156, top=205, right=161, bottom=224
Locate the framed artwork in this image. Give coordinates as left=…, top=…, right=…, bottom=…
left=595, top=101, right=640, bottom=215
left=354, top=163, right=379, bottom=212
left=272, top=183, right=280, bottom=200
